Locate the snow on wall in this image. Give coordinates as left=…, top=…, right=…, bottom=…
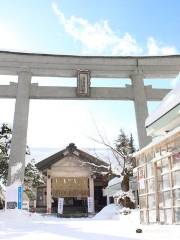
left=133, top=125, right=180, bottom=156
left=146, top=74, right=180, bottom=127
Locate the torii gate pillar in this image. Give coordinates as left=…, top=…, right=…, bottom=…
left=7, top=71, right=31, bottom=185
left=131, top=71, right=151, bottom=148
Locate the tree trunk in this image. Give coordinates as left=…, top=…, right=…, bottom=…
left=121, top=174, right=129, bottom=192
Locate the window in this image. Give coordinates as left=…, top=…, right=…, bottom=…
left=147, top=178, right=155, bottom=193
left=139, top=154, right=146, bottom=165
left=156, top=161, right=163, bottom=192
left=138, top=181, right=146, bottom=194
left=139, top=196, right=147, bottom=209
left=162, top=174, right=170, bottom=190
left=148, top=210, right=156, bottom=223
left=140, top=210, right=147, bottom=224
left=158, top=193, right=164, bottom=208
left=37, top=187, right=46, bottom=207
left=172, top=170, right=180, bottom=187
left=163, top=191, right=171, bottom=207
left=161, top=158, right=169, bottom=173
left=146, top=162, right=153, bottom=177
left=136, top=156, right=140, bottom=166
left=148, top=194, right=155, bottom=209
left=175, top=137, right=180, bottom=151
left=164, top=209, right=172, bottom=224
left=146, top=151, right=154, bottom=162
left=156, top=160, right=162, bottom=173
left=173, top=189, right=180, bottom=207
left=157, top=174, right=163, bottom=192
left=159, top=209, right=165, bottom=223
left=172, top=153, right=180, bottom=169
left=155, top=146, right=161, bottom=158
left=167, top=141, right=175, bottom=153
left=174, top=208, right=180, bottom=223
left=138, top=166, right=146, bottom=194
left=161, top=144, right=168, bottom=156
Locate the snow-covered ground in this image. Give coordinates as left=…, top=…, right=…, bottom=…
left=0, top=205, right=179, bottom=240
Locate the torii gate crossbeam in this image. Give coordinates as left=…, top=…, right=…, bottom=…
left=0, top=51, right=179, bottom=185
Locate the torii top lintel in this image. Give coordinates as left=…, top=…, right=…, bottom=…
left=0, top=51, right=180, bottom=78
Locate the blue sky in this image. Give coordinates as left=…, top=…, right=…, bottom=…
left=0, top=0, right=179, bottom=151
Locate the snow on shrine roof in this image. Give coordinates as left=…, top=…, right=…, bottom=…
left=146, top=74, right=180, bottom=127
left=36, top=143, right=109, bottom=174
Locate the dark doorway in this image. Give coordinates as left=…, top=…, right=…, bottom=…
left=52, top=197, right=88, bottom=217
left=94, top=186, right=107, bottom=212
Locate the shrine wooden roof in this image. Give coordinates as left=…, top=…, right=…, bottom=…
left=36, top=143, right=109, bottom=174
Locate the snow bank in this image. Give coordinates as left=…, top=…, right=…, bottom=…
left=94, top=204, right=122, bottom=220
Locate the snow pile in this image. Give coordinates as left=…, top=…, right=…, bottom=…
left=146, top=74, right=180, bottom=126
left=94, top=204, right=122, bottom=219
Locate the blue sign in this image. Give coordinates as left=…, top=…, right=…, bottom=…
left=18, top=186, right=23, bottom=209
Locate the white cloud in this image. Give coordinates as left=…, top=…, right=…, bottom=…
left=147, top=37, right=177, bottom=55
left=112, top=33, right=142, bottom=55
left=52, top=2, right=178, bottom=56
left=52, top=2, right=142, bottom=55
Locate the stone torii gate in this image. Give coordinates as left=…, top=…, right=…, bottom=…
left=0, top=51, right=179, bottom=185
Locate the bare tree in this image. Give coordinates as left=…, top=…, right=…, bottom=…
left=89, top=121, right=136, bottom=208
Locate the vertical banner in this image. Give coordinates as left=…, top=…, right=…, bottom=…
left=58, top=198, right=64, bottom=214
left=18, top=186, right=23, bottom=209
left=87, top=196, right=94, bottom=213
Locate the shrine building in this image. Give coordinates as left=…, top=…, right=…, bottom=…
left=134, top=80, right=180, bottom=224
left=36, top=143, right=109, bottom=216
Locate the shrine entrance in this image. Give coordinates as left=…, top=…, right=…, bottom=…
left=51, top=177, right=89, bottom=216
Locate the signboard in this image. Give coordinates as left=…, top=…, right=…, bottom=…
left=5, top=184, right=23, bottom=210
left=58, top=198, right=64, bottom=214
left=6, top=202, right=17, bottom=209
left=87, top=197, right=94, bottom=213
left=77, top=70, right=91, bottom=97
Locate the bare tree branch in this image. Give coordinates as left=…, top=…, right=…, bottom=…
left=88, top=135, right=125, bottom=171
